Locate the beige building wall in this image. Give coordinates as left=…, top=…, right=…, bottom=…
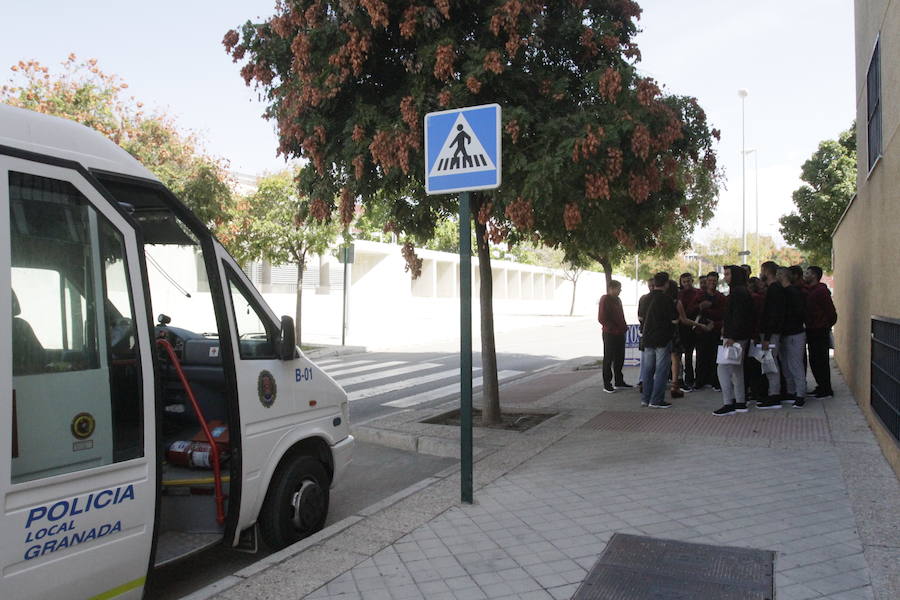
left=833, top=0, right=900, bottom=472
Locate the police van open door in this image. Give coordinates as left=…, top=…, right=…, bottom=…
left=0, top=157, right=157, bottom=599
left=0, top=106, right=353, bottom=599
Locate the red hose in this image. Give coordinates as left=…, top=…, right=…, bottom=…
left=156, top=338, right=226, bottom=525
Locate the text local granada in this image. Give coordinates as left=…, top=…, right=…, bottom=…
left=22, top=484, right=136, bottom=560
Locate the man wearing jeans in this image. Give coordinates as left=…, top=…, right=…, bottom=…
left=779, top=267, right=808, bottom=406
left=638, top=272, right=677, bottom=408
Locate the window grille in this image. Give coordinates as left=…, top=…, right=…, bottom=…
left=871, top=316, right=900, bottom=441
left=866, top=38, right=882, bottom=171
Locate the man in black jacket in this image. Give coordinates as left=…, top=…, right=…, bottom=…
left=757, top=261, right=786, bottom=409
left=635, top=277, right=655, bottom=392
left=779, top=266, right=808, bottom=407
left=713, top=266, right=755, bottom=416
left=638, top=272, right=677, bottom=408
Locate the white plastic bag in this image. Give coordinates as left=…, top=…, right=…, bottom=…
left=716, top=344, right=743, bottom=365
left=760, top=350, right=779, bottom=374
left=749, top=343, right=765, bottom=361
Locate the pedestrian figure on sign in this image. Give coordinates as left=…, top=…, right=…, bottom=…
left=450, top=124, right=473, bottom=169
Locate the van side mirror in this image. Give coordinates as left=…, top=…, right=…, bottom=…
left=279, top=316, right=297, bottom=361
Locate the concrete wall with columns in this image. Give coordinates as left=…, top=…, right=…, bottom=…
left=251, top=239, right=641, bottom=350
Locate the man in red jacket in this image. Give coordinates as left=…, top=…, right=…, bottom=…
left=694, top=272, right=725, bottom=390
left=803, top=266, right=838, bottom=398
left=678, top=272, right=701, bottom=389
left=598, top=280, right=630, bottom=393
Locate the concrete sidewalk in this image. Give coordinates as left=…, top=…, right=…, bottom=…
left=194, top=362, right=899, bottom=600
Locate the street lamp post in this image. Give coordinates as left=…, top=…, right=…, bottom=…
left=753, top=150, right=759, bottom=267
left=686, top=253, right=700, bottom=277
left=739, top=89, right=749, bottom=257
left=634, top=254, right=639, bottom=301
left=743, top=148, right=759, bottom=269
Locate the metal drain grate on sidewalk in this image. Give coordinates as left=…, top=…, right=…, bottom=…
left=581, top=410, right=831, bottom=442
left=571, top=533, right=775, bottom=600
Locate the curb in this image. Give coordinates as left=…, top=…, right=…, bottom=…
left=349, top=425, right=496, bottom=460
left=180, top=472, right=456, bottom=600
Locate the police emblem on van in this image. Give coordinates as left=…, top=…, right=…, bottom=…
left=258, top=370, right=277, bottom=408
left=71, top=413, right=95, bottom=440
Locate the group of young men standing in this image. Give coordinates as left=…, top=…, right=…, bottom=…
left=597, top=261, right=837, bottom=413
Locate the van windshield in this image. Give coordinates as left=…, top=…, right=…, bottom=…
left=95, top=177, right=219, bottom=338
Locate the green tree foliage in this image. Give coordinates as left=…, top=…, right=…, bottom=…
left=622, top=230, right=804, bottom=282
left=507, top=242, right=562, bottom=267
left=1, top=55, right=234, bottom=227
left=221, top=171, right=339, bottom=344
left=697, top=231, right=803, bottom=274
left=225, top=0, right=720, bottom=422
left=423, top=217, right=462, bottom=253
left=779, top=123, right=856, bottom=271
left=353, top=193, right=397, bottom=243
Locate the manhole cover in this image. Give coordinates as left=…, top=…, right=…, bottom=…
left=571, top=533, right=774, bottom=600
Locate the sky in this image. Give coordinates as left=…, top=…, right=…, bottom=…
left=1, top=1, right=855, bottom=247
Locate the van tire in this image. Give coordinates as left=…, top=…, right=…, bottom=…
left=258, top=456, right=329, bottom=550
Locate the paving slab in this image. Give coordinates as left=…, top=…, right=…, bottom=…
left=203, top=363, right=898, bottom=600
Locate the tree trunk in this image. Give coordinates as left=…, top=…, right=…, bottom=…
left=569, top=276, right=578, bottom=316
left=295, top=257, right=305, bottom=346
left=598, top=256, right=613, bottom=288
left=472, top=195, right=500, bottom=426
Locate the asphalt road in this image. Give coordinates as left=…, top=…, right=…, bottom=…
left=334, top=315, right=600, bottom=424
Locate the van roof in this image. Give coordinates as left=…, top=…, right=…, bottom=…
left=0, top=103, right=159, bottom=182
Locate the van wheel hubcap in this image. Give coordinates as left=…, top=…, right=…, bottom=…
left=290, top=480, right=324, bottom=531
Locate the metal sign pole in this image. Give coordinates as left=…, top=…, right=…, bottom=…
left=424, top=104, right=500, bottom=506
left=459, top=191, right=473, bottom=504
left=341, top=245, right=349, bottom=346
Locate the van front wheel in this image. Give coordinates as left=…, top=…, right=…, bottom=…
left=259, top=456, right=330, bottom=550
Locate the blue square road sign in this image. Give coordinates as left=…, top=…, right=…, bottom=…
left=424, top=103, right=501, bottom=195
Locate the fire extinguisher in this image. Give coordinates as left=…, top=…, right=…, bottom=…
left=166, top=440, right=214, bottom=468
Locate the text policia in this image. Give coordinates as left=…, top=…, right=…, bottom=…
left=22, top=484, right=136, bottom=560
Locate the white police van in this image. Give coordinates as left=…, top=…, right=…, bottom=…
left=0, top=104, right=353, bottom=599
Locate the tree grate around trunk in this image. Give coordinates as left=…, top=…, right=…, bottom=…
left=422, top=408, right=556, bottom=431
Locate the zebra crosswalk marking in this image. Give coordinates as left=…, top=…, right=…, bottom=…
left=312, top=356, right=356, bottom=366
left=346, top=367, right=463, bottom=402
left=313, top=357, right=342, bottom=366
left=318, top=359, right=372, bottom=370
left=326, top=361, right=404, bottom=378
left=433, top=153, right=489, bottom=172
left=317, top=355, right=528, bottom=408
left=337, top=363, right=439, bottom=388
left=382, top=370, right=524, bottom=408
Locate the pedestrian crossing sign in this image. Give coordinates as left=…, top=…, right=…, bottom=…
left=425, top=103, right=501, bottom=195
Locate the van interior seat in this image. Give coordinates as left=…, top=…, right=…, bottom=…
left=11, top=290, right=45, bottom=375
